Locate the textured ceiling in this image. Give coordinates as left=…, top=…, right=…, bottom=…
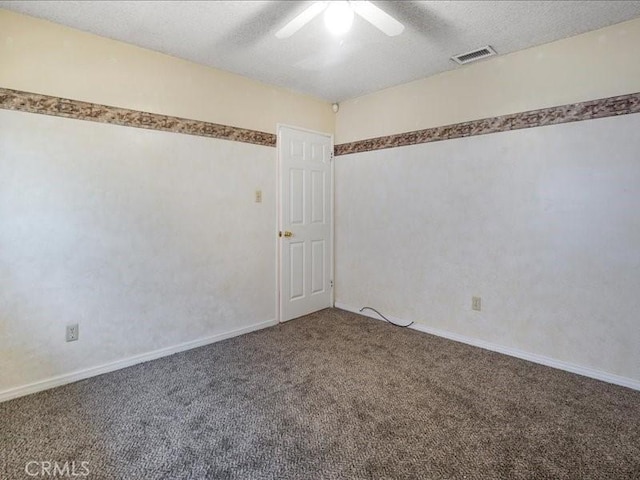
left=2, top=1, right=640, bottom=102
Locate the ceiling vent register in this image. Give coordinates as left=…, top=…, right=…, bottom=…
left=451, top=46, right=497, bottom=65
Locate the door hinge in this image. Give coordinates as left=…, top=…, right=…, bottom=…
left=330, top=151, right=334, bottom=161
left=330, top=280, right=334, bottom=288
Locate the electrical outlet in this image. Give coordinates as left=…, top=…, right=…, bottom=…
left=66, top=323, right=79, bottom=342
left=255, top=190, right=262, bottom=203
left=472, top=296, right=482, bottom=311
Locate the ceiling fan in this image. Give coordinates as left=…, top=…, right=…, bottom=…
left=276, top=1, right=404, bottom=39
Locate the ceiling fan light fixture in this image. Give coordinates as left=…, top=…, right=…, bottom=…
left=275, top=0, right=403, bottom=40
left=324, top=1, right=354, bottom=36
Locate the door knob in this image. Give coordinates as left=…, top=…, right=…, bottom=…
left=279, top=231, right=293, bottom=238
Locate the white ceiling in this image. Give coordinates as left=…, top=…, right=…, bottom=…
left=3, top=1, right=640, bottom=102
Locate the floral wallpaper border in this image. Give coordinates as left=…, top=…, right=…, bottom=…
left=334, top=92, right=640, bottom=156
left=0, top=87, right=276, bottom=147
left=3, top=88, right=639, bottom=154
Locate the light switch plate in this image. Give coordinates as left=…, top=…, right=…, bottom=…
left=472, top=297, right=482, bottom=311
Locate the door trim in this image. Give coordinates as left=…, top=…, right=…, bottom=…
left=276, top=124, right=334, bottom=323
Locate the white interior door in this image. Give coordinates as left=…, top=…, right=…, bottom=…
left=279, top=126, right=333, bottom=322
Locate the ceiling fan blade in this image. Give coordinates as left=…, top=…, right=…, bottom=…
left=275, top=1, right=328, bottom=39
left=351, top=1, right=404, bottom=37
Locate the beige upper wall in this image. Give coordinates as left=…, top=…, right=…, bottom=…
left=336, top=17, right=640, bottom=144
left=0, top=9, right=334, bottom=135
left=4, top=7, right=640, bottom=147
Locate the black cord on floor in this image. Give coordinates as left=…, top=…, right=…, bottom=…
left=359, top=307, right=414, bottom=328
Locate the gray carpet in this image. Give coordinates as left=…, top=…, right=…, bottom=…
left=1, top=308, right=639, bottom=479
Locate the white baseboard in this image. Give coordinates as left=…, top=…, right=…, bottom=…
left=0, top=318, right=278, bottom=403
left=335, top=302, right=640, bottom=391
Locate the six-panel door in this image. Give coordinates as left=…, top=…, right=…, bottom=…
left=279, top=126, right=332, bottom=321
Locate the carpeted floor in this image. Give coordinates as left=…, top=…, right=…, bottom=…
left=1, top=308, right=639, bottom=479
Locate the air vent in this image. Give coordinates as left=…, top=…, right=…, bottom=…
left=451, top=46, right=497, bottom=65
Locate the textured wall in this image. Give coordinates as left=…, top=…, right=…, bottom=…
left=0, top=110, right=276, bottom=392
left=335, top=113, right=640, bottom=382
left=0, top=7, right=336, bottom=398
left=336, top=17, right=640, bottom=144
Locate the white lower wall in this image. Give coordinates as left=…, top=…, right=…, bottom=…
left=335, top=113, right=640, bottom=384
left=0, top=110, right=276, bottom=397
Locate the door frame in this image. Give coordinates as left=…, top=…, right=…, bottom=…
left=276, top=124, right=335, bottom=323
